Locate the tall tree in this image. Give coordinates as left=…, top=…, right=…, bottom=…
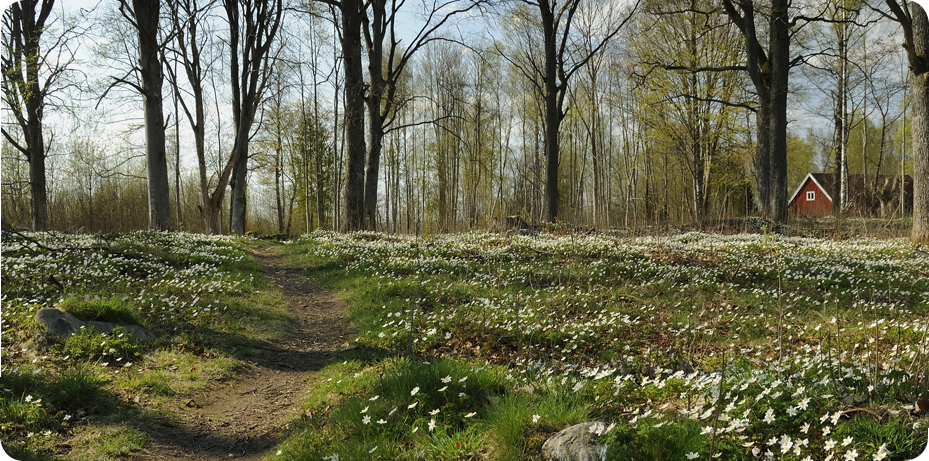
left=223, top=0, right=283, bottom=235
left=633, top=0, right=747, bottom=229
left=830, top=0, right=859, bottom=215
left=721, top=0, right=791, bottom=222
left=359, top=0, right=486, bottom=230
left=108, top=0, right=174, bottom=231
left=322, top=0, right=367, bottom=231
left=504, top=0, right=637, bottom=223
left=1, top=0, right=68, bottom=230
left=165, top=0, right=229, bottom=234
left=884, top=0, right=928, bottom=242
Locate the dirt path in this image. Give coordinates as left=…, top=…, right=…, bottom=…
left=133, top=245, right=354, bottom=460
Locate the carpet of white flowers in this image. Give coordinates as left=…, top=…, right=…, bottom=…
left=294, top=230, right=929, bottom=461
left=1, top=232, right=250, bottom=336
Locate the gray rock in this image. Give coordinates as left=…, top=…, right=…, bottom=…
left=34, top=309, right=83, bottom=337
left=542, top=422, right=608, bottom=461
left=34, top=308, right=157, bottom=342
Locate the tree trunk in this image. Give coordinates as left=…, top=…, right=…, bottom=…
left=342, top=0, right=366, bottom=231
left=23, top=0, right=48, bottom=231
left=166, top=0, right=213, bottom=233
left=362, top=0, right=387, bottom=231
left=229, top=125, right=250, bottom=235
left=134, top=0, right=173, bottom=231
left=364, top=109, right=384, bottom=231
left=25, top=73, right=47, bottom=230
left=540, top=1, right=561, bottom=223
left=723, top=0, right=789, bottom=222
left=299, top=65, right=311, bottom=233
left=224, top=0, right=281, bottom=236
left=206, top=158, right=233, bottom=234
left=332, top=39, right=342, bottom=232
left=754, top=94, right=771, bottom=215
left=834, top=6, right=850, bottom=216
left=862, top=31, right=870, bottom=202
left=275, top=124, right=284, bottom=234
left=767, top=0, right=789, bottom=222
left=27, top=122, right=47, bottom=231
left=909, top=4, right=929, bottom=242
left=885, top=1, right=928, bottom=241
left=314, top=78, right=324, bottom=230
left=2, top=1, right=55, bottom=231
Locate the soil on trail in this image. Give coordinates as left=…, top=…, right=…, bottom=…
left=133, top=245, right=354, bottom=461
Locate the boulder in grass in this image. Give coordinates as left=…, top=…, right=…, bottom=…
left=34, top=308, right=84, bottom=337
left=34, top=308, right=157, bottom=342
left=542, top=422, right=609, bottom=461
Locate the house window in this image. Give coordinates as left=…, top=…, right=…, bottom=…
left=806, top=191, right=816, bottom=201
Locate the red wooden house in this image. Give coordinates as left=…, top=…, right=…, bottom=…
left=788, top=173, right=913, bottom=217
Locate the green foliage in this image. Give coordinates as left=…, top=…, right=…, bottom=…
left=787, top=131, right=821, bottom=193
left=833, top=415, right=926, bottom=460
left=603, top=420, right=710, bottom=461
left=846, top=112, right=901, bottom=177
left=55, top=326, right=142, bottom=363
left=274, top=355, right=588, bottom=461
left=46, top=366, right=109, bottom=413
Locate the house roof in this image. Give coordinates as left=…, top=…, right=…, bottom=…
left=788, top=173, right=832, bottom=206
left=788, top=173, right=913, bottom=207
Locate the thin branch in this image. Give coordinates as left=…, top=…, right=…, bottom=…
left=1, top=128, right=30, bottom=158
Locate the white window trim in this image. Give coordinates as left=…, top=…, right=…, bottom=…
left=806, top=191, right=815, bottom=201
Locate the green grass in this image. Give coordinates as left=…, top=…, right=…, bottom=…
left=271, top=230, right=929, bottom=460
left=58, top=296, right=141, bottom=325
left=603, top=420, right=711, bottom=461
left=65, top=422, right=146, bottom=461
left=275, top=355, right=591, bottom=460
left=54, top=326, right=143, bottom=362
left=0, top=232, right=290, bottom=459
left=4, top=230, right=928, bottom=460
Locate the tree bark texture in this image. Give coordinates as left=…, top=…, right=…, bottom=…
left=723, top=0, right=789, bottom=222
left=21, top=1, right=50, bottom=231
left=833, top=11, right=850, bottom=216
left=893, top=1, right=929, bottom=242
left=361, top=0, right=387, bottom=230
left=540, top=0, right=563, bottom=223
left=767, top=0, right=789, bottom=222
left=342, top=0, right=367, bottom=231
left=132, top=0, right=173, bottom=231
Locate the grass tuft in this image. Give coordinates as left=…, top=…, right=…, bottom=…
left=58, top=296, right=141, bottom=325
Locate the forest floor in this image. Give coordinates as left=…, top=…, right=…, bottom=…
left=2, top=231, right=927, bottom=461
left=132, top=245, right=353, bottom=461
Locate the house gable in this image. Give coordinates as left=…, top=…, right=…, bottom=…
left=789, top=173, right=833, bottom=216
left=788, top=173, right=832, bottom=207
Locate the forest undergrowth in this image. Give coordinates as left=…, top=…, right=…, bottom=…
left=1, top=229, right=928, bottom=460
left=276, top=230, right=929, bottom=461
left=0, top=231, right=288, bottom=460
